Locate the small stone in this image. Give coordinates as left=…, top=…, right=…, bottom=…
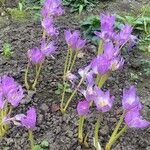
left=40, top=103, right=49, bottom=112
left=100, top=125, right=109, bottom=135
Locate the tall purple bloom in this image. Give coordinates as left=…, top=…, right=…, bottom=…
left=125, top=108, right=150, bottom=128
left=101, top=14, right=116, bottom=33
left=91, top=54, right=110, bottom=75
left=1, top=75, right=17, bottom=95
left=110, top=56, right=124, bottom=71
left=94, top=87, right=114, bottom=112
left=122, top=85, right=142, bottom=110
left=65, top=30, right=86, bottom=50
left=41, top=39, right=57, bottom=56
left=42, top=16, right=59, bottom=37
left=27, top=48, right=45, bottom=65
left=77, top=100, right=90, bottom=116
left=0, top=75, right=24, bottom=108
left=41, top=0, right=64, bottom=18
left=115, top=24, right=133, bottom=45
left=7, top=85, right=24, bottom=107
left=95, top=14, right=116, bottom=40
left=20, top=107, right=36, bottom=129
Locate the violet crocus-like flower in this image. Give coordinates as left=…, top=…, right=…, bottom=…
left=110, top=56, right=125, bottom=71
left=7, top=85, right=24, bottom=107
left=20, top=107, right=36, bottom=129
left=115, top=24, right=133, bottom=45
left=0, top=75, right=24, bottom=108
left=101, top=14, right=116, bottom=33
left=80, top=71, right=96, bottom=102
left=78, top=64, right=91, bottom=78
left=77, top=100, right=90, bottom=116
left=65, top=30, right=86, bottom=50
left=1, top=75, right=17, bottom=95
left=41, top=39, right=57, bottom=56
left=95, top=14, right=116, bottom=40
left=42, top=16, right=59, bottom=37
left=94, top=87, right=114, bottom=112
left=27, top=48, right=45, bottom=65
left=125, top=108, right=150, bottom=128
left=41, top=0, right=64, bottom=18
left=122, top=85, right=142, bottom=110
left=91, top=54, right=110, bottom=75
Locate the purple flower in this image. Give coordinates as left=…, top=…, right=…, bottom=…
left=20, top=107, right=36, bottom=129
left=41, top=16, right=59, bottom=37
left=115, top=24, right=133, bottom=45
left=95, top=14, right=116, bottom=40
left=78, top=64, right=91, bottom=78
left=1, top=75, right=16, bottom=95
left=27, top=48, right=45, bottom=65
left=125, top=108, right=150, bottom=128
left=94, top=87, right=114, bottom=112
left=0, top=75, right=24, bottom=108
left=101, top=14, right=116, bottom=33
left=66, top=72, right=78, bottom=86
left=80, top=71, right=96, bottom=102
left=41, top=0, right=64, bottom=17
left=110, top=56, right=124, bottom=71
left=0, top=93, right=5, bottom=109
left=41, top=39, right=57, bottom=56
left=91, top=54, right=110, bottom=75
left=7, top=85, right=24, bottom=107
left=77, top=100, right=90, bottom=116
left=122, top=85, right=142, bottom=110
left=65, top=30, right=86, bottom=50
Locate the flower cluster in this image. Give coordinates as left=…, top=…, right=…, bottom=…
left=0, top=75, right=24, bottom=108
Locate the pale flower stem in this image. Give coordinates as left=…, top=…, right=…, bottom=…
left=105, top=111, right=126, bottom=150
left=78, top=116, right=85, bottom=143
left=61, top=48, right=71, bottom=110
left=98, top=40, right=104, bottom=55
left=66, top=48, right=73, bottom=73
left=32, top=62, right=42, bottom=90
left=69, top=51, right=78, bottom=72
left=94, top=113, right=103, bottom=150
left=105, top=125, right=128, bottom=150
left=24, top=62, right=30, bottom=90
left=28, top=130, right=34, bottom=150
left=63, top=77, right=84, bottom=113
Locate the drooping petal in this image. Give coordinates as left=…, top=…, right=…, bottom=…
left=125, top=109, right=150, bottom=128
left=21, top=107, right=36, bottom=129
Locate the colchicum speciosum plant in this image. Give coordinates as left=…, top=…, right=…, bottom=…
left=1, top=0, right=149, bottom=149
left=24, top=0, right=64, bottom=90
left=58, top=13, right=150, bottom=149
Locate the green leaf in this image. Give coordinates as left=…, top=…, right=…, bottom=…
left=55, top=90, right=61, bottom=95
left=79, top=5, right=84, bottom=15
left=33, top=145, right=43, bottom=150
left=18, top=2, right=23, bottom=11
left=41, top=139, right=49, bottom=148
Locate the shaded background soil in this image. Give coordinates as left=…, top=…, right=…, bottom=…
left=0, top=0, right=150, bottom=149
